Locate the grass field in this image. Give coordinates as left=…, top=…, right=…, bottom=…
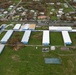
left=29, top=31, right=42, bottom=45
left=0, top=31, right=6, bottom=40
left=36, top=26, right=49, bottom=30
left=50, top=32, right=64, bottom=46
left=0, top=46, right=76, bottom=75
left=5, top=26, right=14, bottom=30
left=69, top=32, right=76, bottom=46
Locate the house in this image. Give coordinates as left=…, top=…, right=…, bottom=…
left=73, top=0, right=76, bottom=2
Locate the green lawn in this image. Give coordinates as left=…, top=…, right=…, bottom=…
left=50, top=32, right=64, bottom=46
left=69, top=32, right=76, bottom=46
left=5, top=26, right=14, bottom=30
left=36, top=26, right=49, bottom=30
left=0, top=31, right=6, bottom=40
left=0, top=46, right=76, bottom=75
left=29, top=31, right=42, bottom=45
left=12, top=0, right=20, bottom=3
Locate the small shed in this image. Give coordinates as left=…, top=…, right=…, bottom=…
left=13, top=24, right=21, bottom=30
left=23, top=24, right=30, bottom=30
left=29, top=24, right=36, bottom=30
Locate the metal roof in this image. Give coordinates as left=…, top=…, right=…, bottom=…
left=13, top=24, right=21, bottom=30
left=42, top=30, right=50, bottom=45
left=22, top=24, right=30, bottom=30
left=21, top=30, right=31, bottom=43
left=1, top=30, right=13, bottom=43
left=62, top=31, right=72, bottom=44
left=49, top=26, right=72, bottom=31
left=0, top=44, right=5, bottom=54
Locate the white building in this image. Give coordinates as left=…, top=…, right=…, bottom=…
left=1, top=30, right=13, bottom=44
left=42, top=31, right=50, bottom=45
left=49, top=26, right=72, bottom=31
left=62, top=31, right=72, bottom=45
left=0, top=44, right=5, bottom=54
left=22, top=24, right=30, bottom=30
left=13, top=24, right=21, bottom=30
left=21, top=30, right=31, bottom=44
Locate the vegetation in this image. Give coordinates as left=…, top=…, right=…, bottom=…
left=0, top=46, right=76, bottom=75
left=7, top=31, right=24, bottom=50
left=50, top=32, right=64, bottom=46
left=29, top=31, right=42, bottom=45
left=0, top=31, right=6, bottom=40
left=69, top=32, right=76, bottom=46
left=36, top=26, right=48, bottom=30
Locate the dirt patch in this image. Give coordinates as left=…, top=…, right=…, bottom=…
left=12, top=55, right=20, bottom=62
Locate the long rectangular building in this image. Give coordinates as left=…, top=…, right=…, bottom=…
left=13, top=24, right=21, bottom=30
left=0, top=44, right=5, bottom=54
left=42, top=31, right=50, bottom=45
left=1, top=30, right=13, bottom=44
left=62, top=31, right=72, bottom=45
left=49, top=26, right=72, bottom=31
left=21, top=30, right=31, bottom=44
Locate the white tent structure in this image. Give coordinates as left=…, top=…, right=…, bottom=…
left=62, top=31, right=72, bottom=45
left=1, top=30, right=13, bottom=44
left=49, top=26, right=72, bottom=31
left=22, top=24, right=30, bottom=30
left=21, top=30, right=31, bottom=44
left=13, top=24, right=21, bottom=30
left=42, top=31, right=50, bottom=45
left=0, top=44, right=5, bottom=54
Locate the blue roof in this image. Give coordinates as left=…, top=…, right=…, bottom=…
left=45, top=58, right=61, bottom=64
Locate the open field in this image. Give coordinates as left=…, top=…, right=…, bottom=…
left=36, top=26, right=49, bottom=30
left=12, top=0, right=20, bottom=4
left=50, top=32, right=64, bottom=46
left=69, top=32, right=76, bottom=46
left=0, top=0, right=76, bottom=75
left=0, top=46, right=76, bottom=75
left=29, top=31, right=42, bottom=45
left=0, top=31, right=6, bottom=40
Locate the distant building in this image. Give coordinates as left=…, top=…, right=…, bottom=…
left=73, top=0, right=76, bottom=2
left=33, top=0, right=40, bottom=1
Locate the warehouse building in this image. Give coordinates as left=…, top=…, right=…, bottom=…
left=49, top=26, right=72, bottom=31
left=1, top=30, right=13, bottom=44
left=21, top=30, right=31, bottom=44
left=42, top=30, right=50, bottom=45
left=62, top=31, right=72, bottom=45
left=0, top=44, right=5, bottom=54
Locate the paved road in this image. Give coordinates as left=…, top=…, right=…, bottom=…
left=64, top=0, right=76, bottom=12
